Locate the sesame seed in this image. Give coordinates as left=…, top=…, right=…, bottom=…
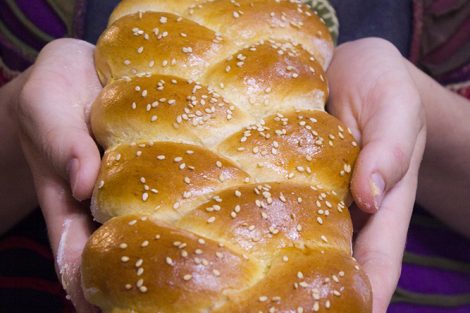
left=183, top=274, right=192, bottom=281
left=121, top=256, right=130, bottom=262
left=317, top=217, right=323, bottom=225
left=207, top=216, right=216, bottom=223
left=160, top=16, right=167, bottom=24
left=182, top=46, right=193, bottom=53
left=119, top=243, right=128, bottom=249
left=166, top=257, right=173, bottom=265
left=259, top=296, right=268, bottom=302
left=139, top=286, right=148, bottom=293
left=142, top=192, right=149, bottom=201
left=325, top=300, right=331, bottom=309
left=141, top=240, right=149, bottom=248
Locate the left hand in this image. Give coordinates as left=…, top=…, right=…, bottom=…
left=326, top=38, right=427, bottom=313
left=13, top=39, right=103, bottom=312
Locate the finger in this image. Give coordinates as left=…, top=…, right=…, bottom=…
left=20, top=135, right=99, bottom=313
left=350, top=74, right=424, bottom=212
left=326, top=38, right=425, bottom=213
left=354, top=129, right=426, bottom=313
left=17, top=39, right=102, bottom=200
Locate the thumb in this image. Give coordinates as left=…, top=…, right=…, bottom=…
left=351, top=83, right=424, bottom=213
left=17, top=39, right=102, bottom=200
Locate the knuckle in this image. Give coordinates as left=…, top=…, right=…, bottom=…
left=16, top=79, right=37, bottom=125
left=391, top=144, right=409, bottom=170
left=355, top=247, right=401, bottom=286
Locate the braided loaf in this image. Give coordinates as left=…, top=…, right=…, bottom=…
left=81, top=1, right=372, bottom=312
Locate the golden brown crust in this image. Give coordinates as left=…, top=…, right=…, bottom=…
left=82, top=215, right=371, bottom=313
left=218, top=110, right=359, bottom=199
left=177, top=183, right=353, bottom=261
left=109, top=0, right=333, bottom=68
left=91, top=74, right=253, bottom=149
left=91, top=142, right=250, bottom=223
left=109, top=0, right=202, bottom=24
left=203, top=41, right=328, bottom=118
left=82, top=215, right=262, bottom=313
left=95, top=11, right=229, bottom=84
left=84, top=0, right=371, bottom=312
left=215, top=248, right=372, bottom=313
left=188, top=0, right=333, bottom=68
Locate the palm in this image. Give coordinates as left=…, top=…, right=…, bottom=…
left=326, top=38, right=426, bottom=313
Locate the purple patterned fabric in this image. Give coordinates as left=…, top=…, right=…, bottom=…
left=0, top=1, right=469, bottom=312
left=16, top=0, right=67, bottom=37
left=390, top=303, right=470, bottom=313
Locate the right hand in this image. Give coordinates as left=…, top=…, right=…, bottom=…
left=13, top=38, right=102, bottom=312
left=327, top=38, right=426, bottom=313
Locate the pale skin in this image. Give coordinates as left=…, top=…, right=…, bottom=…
left=1, top=37, right=469, bottom=313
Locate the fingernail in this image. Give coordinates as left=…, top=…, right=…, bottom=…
left=370, top=173, right=385, bottom=210
left=67, top=158, right=81, bottom=200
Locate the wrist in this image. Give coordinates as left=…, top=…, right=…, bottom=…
left=405, top=60, right=470, bottom=160
left=0, top=68, right=37, bottom=234
left=405, top=60, right=470, bottom=238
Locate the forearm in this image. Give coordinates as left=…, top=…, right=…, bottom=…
left=0, top=70, right=37, bottom=234
left=406, top=60, right=470, bottom=238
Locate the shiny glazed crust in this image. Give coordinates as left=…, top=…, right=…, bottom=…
left=82, top=0, right=372, bottom=312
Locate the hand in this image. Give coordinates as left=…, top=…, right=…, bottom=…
left=12, top=39, right=102, bottom=312
left=326, top=38, right=426, bottom=312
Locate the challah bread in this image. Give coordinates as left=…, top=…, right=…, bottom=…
left=81, top=0, right=372, bottom=312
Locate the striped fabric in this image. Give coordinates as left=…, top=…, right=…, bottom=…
left=0, top=1, right=85, bottom=311
left=0, top=1, right=469, bottom=312
left=389, top=1, right=470, bottom=310
left=390, top=207, right=470, bottom=312
left=409, top=0, right=470, bottom=98
left=0, top=0, right=86, bottom=84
